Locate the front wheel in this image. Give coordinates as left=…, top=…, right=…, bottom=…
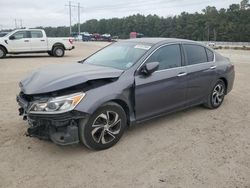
left=79, top=102, right=127, bottom=150
left=0, top=47, right=6, bottom=58
left=204, top=80, right=226, bottom=109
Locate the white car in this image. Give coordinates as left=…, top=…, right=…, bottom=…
left=0, top=29, right=74, bottom=58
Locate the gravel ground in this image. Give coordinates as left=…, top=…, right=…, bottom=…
left=0, top=42, right=249, bottom=188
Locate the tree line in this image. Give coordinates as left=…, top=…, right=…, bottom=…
left=39, top=0, right=250, bottom=41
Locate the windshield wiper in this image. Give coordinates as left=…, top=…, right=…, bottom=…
left=77, top=59, right=86, bottom=64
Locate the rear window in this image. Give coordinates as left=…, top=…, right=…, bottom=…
left=206, top=48, right=214, bottom=62
left=31, top=31, right=43, bottom=38
left=184, top=44, right=207, bottom=65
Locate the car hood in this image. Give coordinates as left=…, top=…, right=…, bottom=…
left=20, top=63, right=123, bottom=94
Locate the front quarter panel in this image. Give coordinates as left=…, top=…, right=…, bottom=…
left=74, top=72, right=135, bottom=119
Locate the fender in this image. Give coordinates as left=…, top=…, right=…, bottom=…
left=52, top=42, right=65, bottom=50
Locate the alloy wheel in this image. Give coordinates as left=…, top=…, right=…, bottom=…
left=212, top=83, right=225, bottom=106
left=55, top=48, right=63, bottom=56
left=91, top=111, right=122, bottom=144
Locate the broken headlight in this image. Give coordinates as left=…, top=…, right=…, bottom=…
left=29, top=92, right=85, bottom=114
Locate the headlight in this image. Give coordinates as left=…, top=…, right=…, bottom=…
left=29, top=92, right=85, bottom=114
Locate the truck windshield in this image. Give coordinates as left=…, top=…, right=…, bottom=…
left=85, top=42, right=151, bottom=70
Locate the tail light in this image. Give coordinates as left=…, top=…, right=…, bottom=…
left=69, top=39, right=73, bottom=44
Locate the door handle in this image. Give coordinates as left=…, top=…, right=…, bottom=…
left=177, top=72, right=187, bottom=77
left=210, top=65, right=217, bottom=70
left=40, top=40, right=45, bottom=42
left=24, top=40, right=29, bottom=42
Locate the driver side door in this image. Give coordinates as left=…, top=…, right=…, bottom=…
left=7, top=31, right=31, bottom=52
left=135, top=44, right=187, bottom=121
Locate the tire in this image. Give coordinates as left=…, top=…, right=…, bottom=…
left=47, top=51, right=53, bottom=56
left=204, top=80, right=226, bottom=109
left=52, top=46, right=65, bottom=57
left=0, top=47, right=6, bottom=58
left=79, top=102, right=127, bottom=150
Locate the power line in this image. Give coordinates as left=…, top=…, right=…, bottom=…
left=83, top=0, right=222, bottom=13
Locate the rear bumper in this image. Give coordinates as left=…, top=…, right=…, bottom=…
left=226, top=67, right=235, bottom=94
left=67, top=46, right=75, bottom=51
left=17, top=94, right=89, bottom=145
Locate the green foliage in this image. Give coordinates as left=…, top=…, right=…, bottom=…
left=36, top=0, right=250, bottom=42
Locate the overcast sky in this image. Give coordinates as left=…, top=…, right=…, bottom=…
left=0, top=0, right=241, bottom=29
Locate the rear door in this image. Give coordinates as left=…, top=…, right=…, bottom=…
left=7, top=31, right=31, bottom=52
left=183, top=44, right=216, bottom=106
left=29, top=30, right=48, bottom=51
left=135, top=44, right=187, bottom=121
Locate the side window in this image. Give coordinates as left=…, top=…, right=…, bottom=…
left=146, top=44, right=182, bottom=70
left=183, top=44, right=207, bottom=65
left=11, top=31, right=28, bottom=40
left=30, top=31, right=43, bottom=38
left=206, top=48, right=214, bottom=62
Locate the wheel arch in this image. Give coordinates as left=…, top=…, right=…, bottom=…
left=52, top=43, right=65, bottom=50
left=110, top=99, right=131, bottom=126
left=0, top=44, right=8, bottom=53
left=218, top=77, right=228, bottom=94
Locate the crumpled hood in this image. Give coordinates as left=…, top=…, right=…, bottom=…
left=20, top=63, right=123, bottom=94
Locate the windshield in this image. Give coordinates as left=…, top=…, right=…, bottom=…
left=85, top=42, right=151, bottom=70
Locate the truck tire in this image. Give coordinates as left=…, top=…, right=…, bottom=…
left=0, top=47, right=6, bottom=58
left=52, top=46, right=65, bottom=57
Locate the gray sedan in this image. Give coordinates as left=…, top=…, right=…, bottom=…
left=17, top=38, right=235, bottom=150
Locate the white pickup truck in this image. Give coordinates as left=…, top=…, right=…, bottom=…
left=0, top=29, right=74, bottom=58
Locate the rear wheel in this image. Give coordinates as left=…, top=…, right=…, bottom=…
left=52, top=46, right=65, bottom=57
left=0, top=47, right=6, bottom=58
left=204, top=80, right=226, bottom=109
left=79, top=102, right=126, bottom=150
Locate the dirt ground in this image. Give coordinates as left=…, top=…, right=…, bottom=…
left=0, top=42, right=249, bottom=188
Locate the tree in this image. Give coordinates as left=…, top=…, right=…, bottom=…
left=240, top=0, right=250, bottom=10
left=34, top=2, right=250, bottom=42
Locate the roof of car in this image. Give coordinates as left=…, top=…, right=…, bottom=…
left=124, top=37, right=196, bottom=45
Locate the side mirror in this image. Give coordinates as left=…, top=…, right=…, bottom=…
left=9, top=36, right=15, bottom=40
left=141, top=62, right=159, bottom=75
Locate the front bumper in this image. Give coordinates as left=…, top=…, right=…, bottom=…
left=17, top=94, right=88, bottom=145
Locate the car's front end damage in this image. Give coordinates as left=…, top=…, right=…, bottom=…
left=16, top=63, right=124, bottom=145
left=17, top=91, right=89, bottom=145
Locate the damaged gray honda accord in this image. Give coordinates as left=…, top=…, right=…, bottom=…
left=17, top=38, right=235, bottom=150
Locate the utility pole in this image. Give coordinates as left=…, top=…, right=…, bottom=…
left=69, top=1, right=72, bottom=35
left=78, top=2, right=81, bottom=35
left=14, top=19, right=17, bottom=29
left=207, top=25, right=210, bottom=41
left=65, top=1, right=83, bottom=36
left=20, top=19, right=23, bottom=28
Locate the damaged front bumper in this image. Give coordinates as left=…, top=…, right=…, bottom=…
left=17, top=94, right=89, bottom=146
